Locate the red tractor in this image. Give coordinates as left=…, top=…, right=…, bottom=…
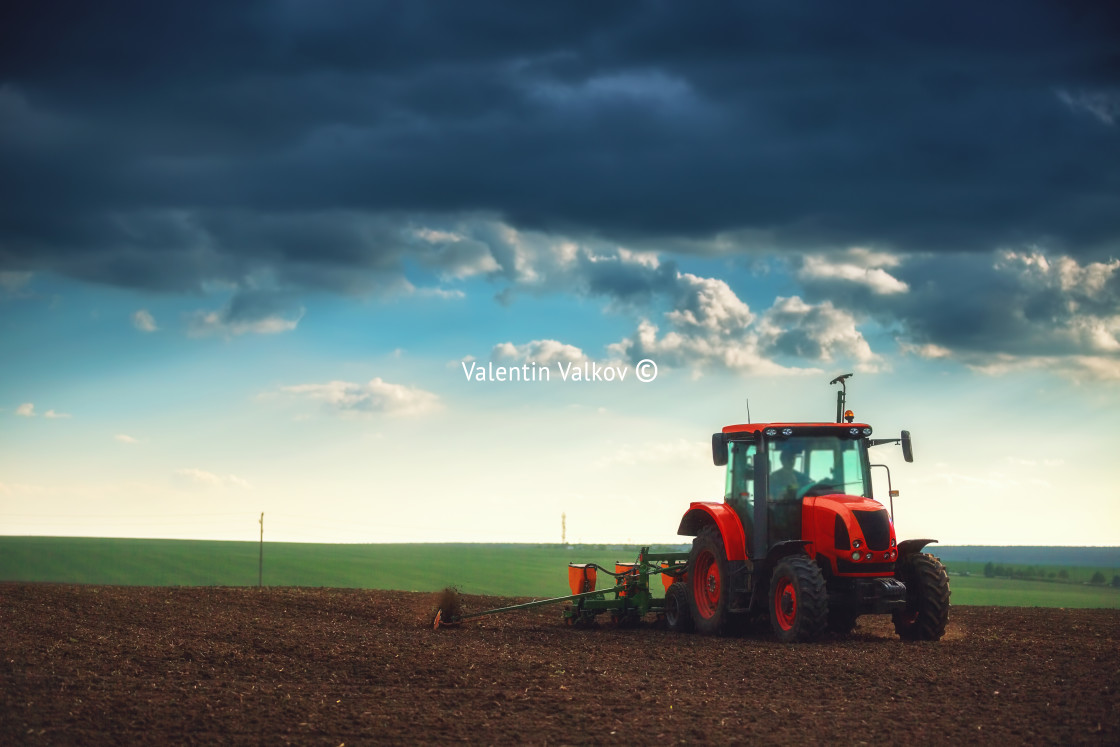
left=665, top=374, right=950, bottom=642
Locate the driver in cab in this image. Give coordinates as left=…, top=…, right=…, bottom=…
left=770, top=447, right=810, bottom=501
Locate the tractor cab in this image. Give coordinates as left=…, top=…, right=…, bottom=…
left=714, top=422, right=877, bottom=558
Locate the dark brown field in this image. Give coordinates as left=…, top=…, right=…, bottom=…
left=2, top=583, right=1118, bottom=744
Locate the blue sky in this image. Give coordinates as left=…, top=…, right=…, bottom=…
left=2, top=2, right=1119, bottom=545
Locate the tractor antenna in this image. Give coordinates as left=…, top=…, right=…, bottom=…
left=745, top=397, right=751, bottom=424
left=830, top=373, right=853, bottom=423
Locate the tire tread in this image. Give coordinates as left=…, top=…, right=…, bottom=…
left=893, top=553, right=951, bottom=641
left=769, top=555, right=828, bottom=643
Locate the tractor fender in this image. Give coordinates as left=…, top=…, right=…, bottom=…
left=767, top=539, right=813, bottom=561
left=677, top=502, right=748, bottom=562
left=758, top=539, right=814, bottom=576
left=897, top=538, right=937, bottom=560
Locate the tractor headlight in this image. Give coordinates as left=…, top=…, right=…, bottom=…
left=862, top=427, right=872, bottom=436
left=781, top=427, right=794, bottom=436
left=865, top=552, right=873, bottom=561
left=853, top=539, right=862, bottom=549
left=851, top=551, right=861, bottom=561
left=849, top=428, right=860, bottom=436
left=765, top=428, right=777, bottom=436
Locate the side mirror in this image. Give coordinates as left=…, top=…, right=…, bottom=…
left=712, top=433, right=728, bottom=466
left=901, top=430, right=914, bottom=463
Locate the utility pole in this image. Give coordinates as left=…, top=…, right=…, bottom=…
left=561, top=512, right=566, bottom=545
left=258, top=512, right=264, bottom=589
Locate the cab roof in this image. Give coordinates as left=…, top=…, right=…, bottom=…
left=722, top=422, right=871, bottom=434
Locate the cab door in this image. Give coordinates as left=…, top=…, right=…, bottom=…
left=724, top=440, right=757, bottom=555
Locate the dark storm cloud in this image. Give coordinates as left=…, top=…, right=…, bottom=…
left=578, top=253, right=680, bottom=304
left=2, top=0, right=1119, bottom=295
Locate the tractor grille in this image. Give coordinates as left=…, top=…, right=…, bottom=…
left=853, top=509, right=891, bottom=551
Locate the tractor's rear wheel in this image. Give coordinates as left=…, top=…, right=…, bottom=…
left=664, top=582, right=693, bottom=633
left=893, top=552, right=951, bottom=641
left=688, top=527, right=732, bottom=635
left=768, top=555, right=828, bottom=643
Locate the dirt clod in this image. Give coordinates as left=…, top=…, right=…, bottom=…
left=430, top=585, right=464, bottom=628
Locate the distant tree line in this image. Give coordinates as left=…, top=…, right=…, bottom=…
left=979, top=562, right=1120, bottom=587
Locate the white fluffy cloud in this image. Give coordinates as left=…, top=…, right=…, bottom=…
left=491, top=339, right=588, bottom=366
left=798, top=248, right=909, bottom=295
left=612, top=271, right=878, bottom=376
left=11, top=403, right=69, bottom=418
left=664, top=272, right=755, bottom=332
left=757, top=297, right=883, bottom=372
left=935, top=351, right=1120, bottom=383
left=188, top=308, right=303, bottom=337
left=412, top=226, right=502, bottom=279
left=980, top=251, right=1120, bottom=376
left=1003, top=250, right=1119, bottom=298
left=132, top=309, right=158, bottom=332
left=281, top=377, right=441, bottom=416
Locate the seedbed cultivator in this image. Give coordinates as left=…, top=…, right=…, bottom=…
left=432, top=548, right=689, bottom=630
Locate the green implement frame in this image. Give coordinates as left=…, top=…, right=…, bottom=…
left=436, top=547, right=690, bottom=628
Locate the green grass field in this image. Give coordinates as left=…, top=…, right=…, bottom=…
left=944, top=573, right=1119, bottom=607
left=1, top=536, right=1118, bottom=608
left=0, top=537, right=646, bottom=597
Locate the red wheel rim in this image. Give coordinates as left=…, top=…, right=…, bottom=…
left=774, top=577, right=797, bottom=631
left=692, top=549, right=721, bottom=619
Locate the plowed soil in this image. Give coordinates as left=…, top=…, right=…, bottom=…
left=2, top=584, right=1117, bottom=744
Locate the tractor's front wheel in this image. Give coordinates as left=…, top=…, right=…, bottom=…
left=892, top=552, right=950, bottom=641
left=665, top=582, right=693, bottom=633
left=768, top=555, right=828, bottom=643
left=688, top=527, right=732, bottom=635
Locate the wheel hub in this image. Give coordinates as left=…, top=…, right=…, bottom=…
left=780, top=590, right=795, bottom=616
left=692, top=549, right=721, bottom=619
left=773, top=579, right=798, bottom=630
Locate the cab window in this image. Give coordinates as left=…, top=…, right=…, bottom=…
left=724, top=440, right=756, bottom=517
left=766, top=436, right=870, bottom=500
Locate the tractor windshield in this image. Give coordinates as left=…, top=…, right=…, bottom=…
left=767, top=435, right=871, bottom=501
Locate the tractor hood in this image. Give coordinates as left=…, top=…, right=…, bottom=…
left=806, top=493, right=884, bottom=515
left=804, top=493, right=897, bottom=569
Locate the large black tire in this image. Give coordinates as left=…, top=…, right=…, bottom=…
left=768, top=555, right=828, bottom=643
left=892, top=552, right=951, bottom=641
left=664, top=582, right=693, bottom=633
left=688, top=527, right=733, bottom=635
